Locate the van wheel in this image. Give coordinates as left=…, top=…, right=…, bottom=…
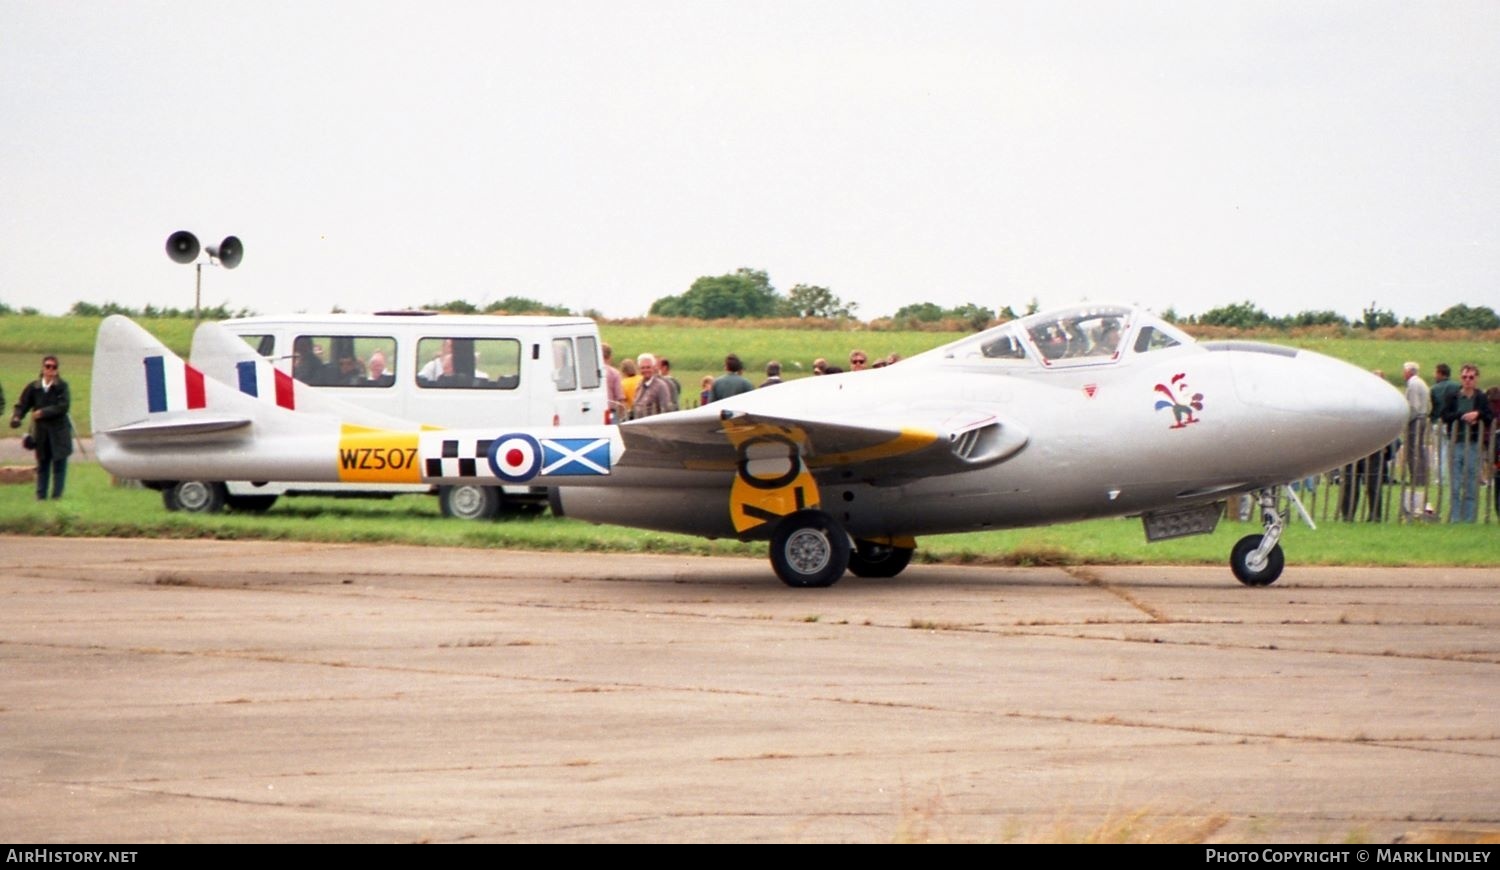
left=171, top=481, right=227, bottom=514
left=439, top=484, right=502, bottom=520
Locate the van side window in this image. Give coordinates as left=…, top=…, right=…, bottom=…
left=415, top=337, right=521, bottom=390
left=575, top=336, right=601, bottom=389
left=294, top=334, right=397, bottom=387
left=552, top=338, right=577, bottom=391
left=240, top=334, right=275, bottom=358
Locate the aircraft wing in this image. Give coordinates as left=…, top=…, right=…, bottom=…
left=619, top=404, right=1028, bottom=483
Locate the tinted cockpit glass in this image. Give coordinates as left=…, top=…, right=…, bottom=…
left=1026, top=307, right=1130, bottom=363
left=1134, top=325, right=1182, bottom=353
left=980, top=332, right=1027, bottom=359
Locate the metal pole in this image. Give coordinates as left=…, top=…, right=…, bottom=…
left=194, top=262, right=202, bottom=323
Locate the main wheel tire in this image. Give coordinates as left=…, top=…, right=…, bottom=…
left=225, top=494, right=279, bottom=513
left=770, top=510, right=851, bottom=588
left=1230, top=534, right=1284, bottom=586
left=161, top=485, right=181, bottom=512
left=847, top=540, right=915, bottom=578
left=439, top=484, right=502, bottom=521
left=171, top=481, right=227, bottom=514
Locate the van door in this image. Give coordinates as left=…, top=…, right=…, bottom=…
left=550, top=336, right=604, bottom=424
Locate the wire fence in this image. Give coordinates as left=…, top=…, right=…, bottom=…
left=1225, top=418, right=1499, bottom=525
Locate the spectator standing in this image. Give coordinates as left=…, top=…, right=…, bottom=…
left=1430, top=363, right=1458, bottom=485
left=709, top=354, right=754, bottom=402
left=657, top=358, right=682, bottom=409
left=760, top=361, right=783, bottom=388
left=631, top=354, right=674, bottom=418
left=1402, top=361, right=1431, bottom=518
left=619, top=358, right=641, bottom=414
left=1490, top=386, right=1500, bottom=516
left=601, top=343, right=625, bottom=420
left=11, top=355, right=73, bottom=500
left=1439, top=364, right=1492, bottom=523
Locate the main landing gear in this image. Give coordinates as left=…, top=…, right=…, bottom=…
left=1230, top=488, right=1286, bottom=586
left=767, top=510, right=916, bottom=588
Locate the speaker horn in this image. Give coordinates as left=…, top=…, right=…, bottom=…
left=207, top=235, right=244, bottom=269
left=166, top=230, right=200, bottom=264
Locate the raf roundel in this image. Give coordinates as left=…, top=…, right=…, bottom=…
left=487, top=434, right=542, bottom=482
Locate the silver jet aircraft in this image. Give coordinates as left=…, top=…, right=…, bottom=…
left=92, top=304, right=1406, bottom=588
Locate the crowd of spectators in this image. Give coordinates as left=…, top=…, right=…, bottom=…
left=1332, top=360, right=1499, bottom=523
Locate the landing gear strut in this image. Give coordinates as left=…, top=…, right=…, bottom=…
left=1230, top=488, right=1285, bottom=586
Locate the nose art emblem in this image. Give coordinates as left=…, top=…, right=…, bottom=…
left=1152, top=373, right=1205, bottom=429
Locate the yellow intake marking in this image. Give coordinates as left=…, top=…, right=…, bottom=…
left=808, top=428, right=938, bottom=467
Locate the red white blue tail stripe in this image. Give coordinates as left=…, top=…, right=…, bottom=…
left=235, top=360, right=296, bottom=410
left=144, top=355, right=207, bottom=413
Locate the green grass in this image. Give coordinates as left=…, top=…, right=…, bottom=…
left=3, top=465, right=1495, bottom=568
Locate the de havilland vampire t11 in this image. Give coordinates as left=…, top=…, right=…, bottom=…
left=92, top=305, right=1406, bottom=588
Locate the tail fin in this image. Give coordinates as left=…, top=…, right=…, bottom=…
left=91, top=316, right=349, bottom=482
left=189, top=320, right=429, bottom=431
left=91, top=315, right=254, bottom=438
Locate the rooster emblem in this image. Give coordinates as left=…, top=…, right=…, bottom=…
left=1153, top=373, right=1204, bottom=428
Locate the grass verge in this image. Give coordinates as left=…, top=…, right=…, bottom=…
left=3, top=465, right=1497, bottom=568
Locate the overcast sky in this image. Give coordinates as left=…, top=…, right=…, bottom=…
left=3, top=1, right=1497, bottom=321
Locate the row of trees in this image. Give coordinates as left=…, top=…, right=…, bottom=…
left=5, top=279, right=1494, bottom=331
left=61, top=301, right=254, bottom=320
left=1182, top=300, right=1500, bottom=331
left=646, top=271, right=1499, bottom=331
left=420, top=295, right=575, bottom=317
left=647, top=268, right=858, bottom=321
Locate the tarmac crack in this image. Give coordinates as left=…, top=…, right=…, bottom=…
left=1064, top=566, right=1171, bottom=622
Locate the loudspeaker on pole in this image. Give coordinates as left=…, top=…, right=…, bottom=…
left=165, top=230, right=200, bottom=264
left=207, top=236, right=243, bottom=269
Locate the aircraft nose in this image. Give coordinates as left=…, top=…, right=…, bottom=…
left=1304, top=351, right=1406, bottom=422
left=1225, top=345, right=1407, bottom=463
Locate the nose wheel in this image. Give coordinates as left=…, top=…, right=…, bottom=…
left=1230, top=488, right=1286, bottom=586
left=770, top=510, right=851, bottom=588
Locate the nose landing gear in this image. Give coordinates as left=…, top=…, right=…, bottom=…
left=1230, top=488, right=1286, bottom=586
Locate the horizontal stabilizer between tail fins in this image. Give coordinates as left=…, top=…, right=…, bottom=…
left=96, top=415, right=252, bottom=440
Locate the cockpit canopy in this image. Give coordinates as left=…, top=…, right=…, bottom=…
left=935, top=305, right=1194, bottom=369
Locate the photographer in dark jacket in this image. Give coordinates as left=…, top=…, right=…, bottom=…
left=11, top=355, right=73, bottom=500
left=1439, top=363, right=1493, bottom=523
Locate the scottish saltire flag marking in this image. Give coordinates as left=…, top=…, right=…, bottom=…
left=540, top=437, right=611, bottom=476
left=234, top=360, right=296, bottom=409
left=144, top=355, right=207, bottom=413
